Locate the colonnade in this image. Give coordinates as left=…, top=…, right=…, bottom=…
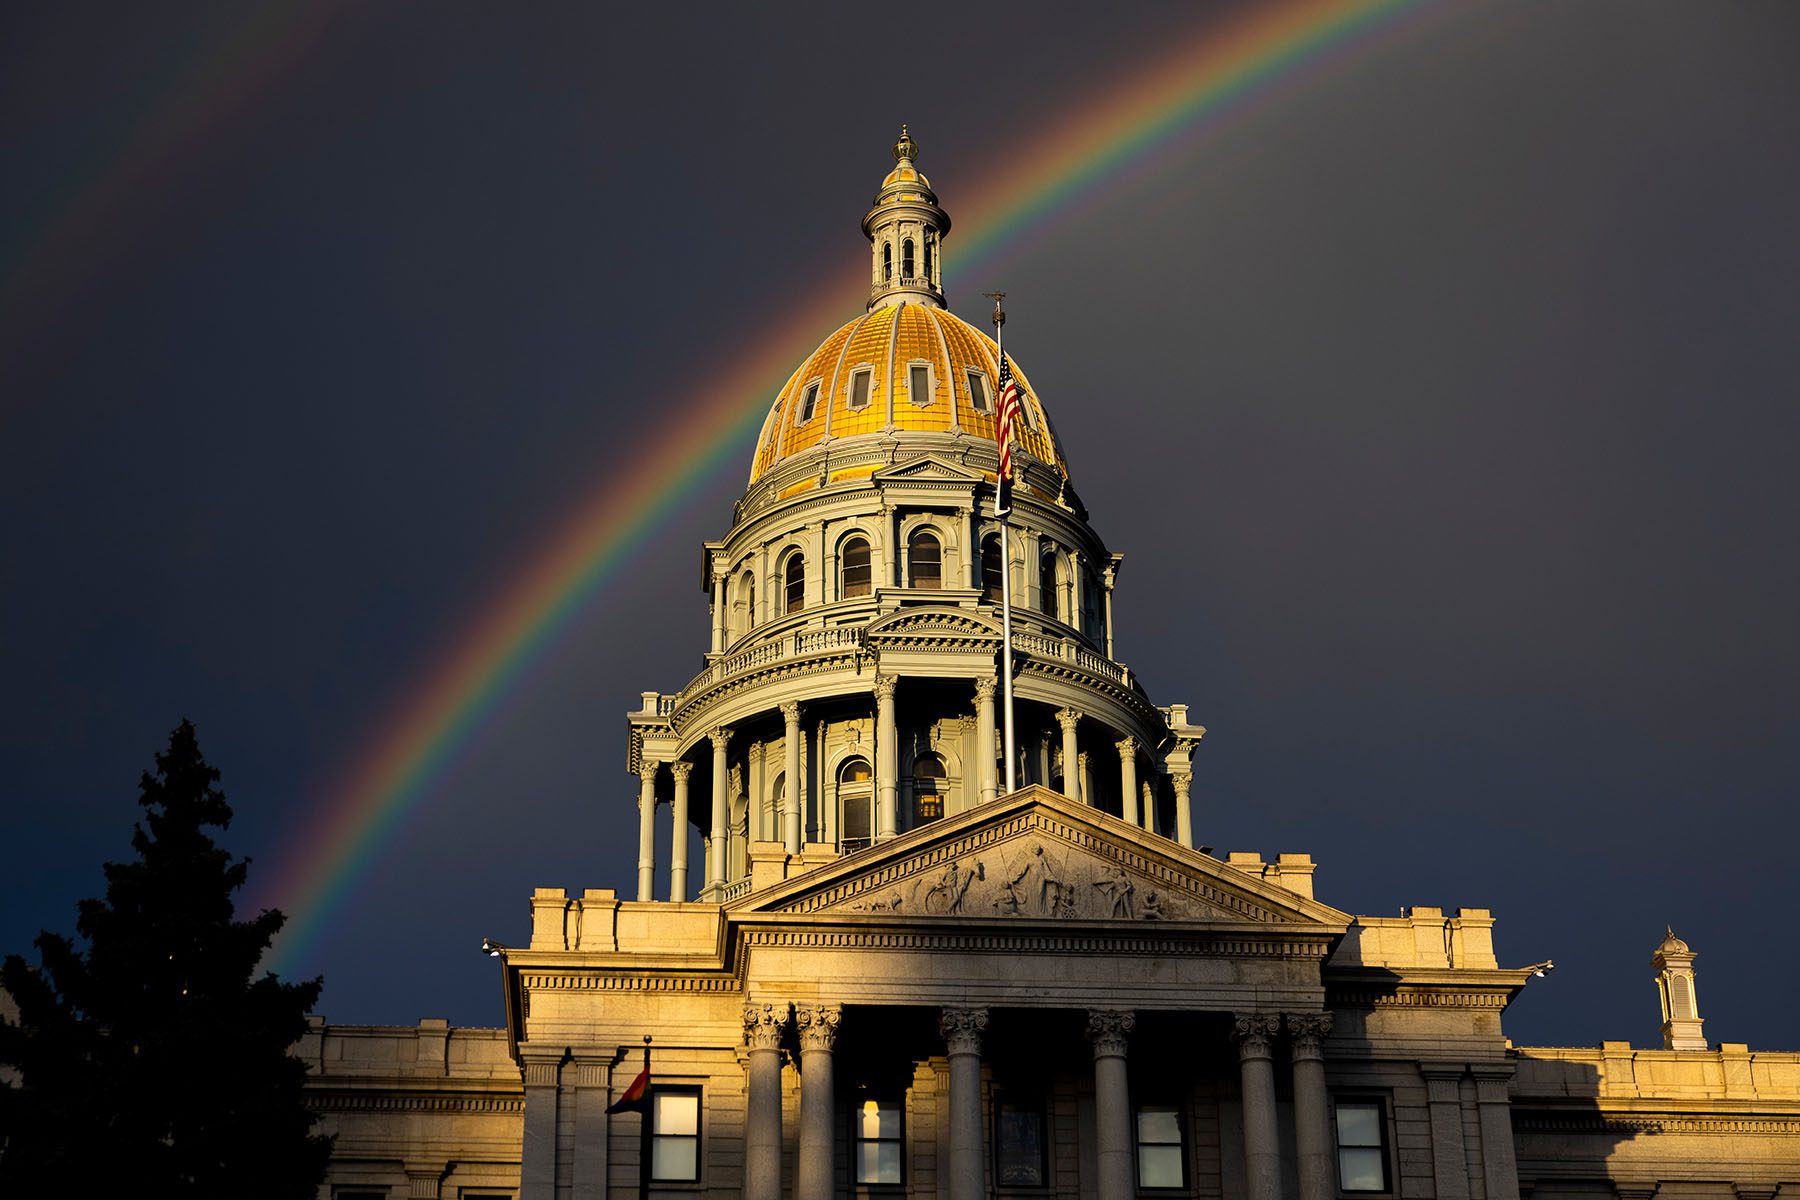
left=637, top=685, right=1195, bottom=903
left=740, top=1003, right=1335, bottom=1200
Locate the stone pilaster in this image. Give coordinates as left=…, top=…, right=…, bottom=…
left=1473, top=1064, right=1521, bottom=1200
left=1422, top=1066, right=1472, bottom=1200
left=795, top=1005, right=842, bottom=1200
left=1288, top=1013, right=1335, bottom=1200
left=939, top=1007, right=989, bottom=1200
left=744, top=1003, right=791, bottom=1200
left=1233, top=1014, right=1284, bottom=1200
left=1087, top=1010, right=1136, bottom=1200
left=571, top=1058, right=612, bottom=1196
left=519, top=1052, right=562, bottom=1200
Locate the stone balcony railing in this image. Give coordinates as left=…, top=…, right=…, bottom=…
left=677, top=625, right=867, bottom=709
left=1011, top=629, right=1132, bottom=690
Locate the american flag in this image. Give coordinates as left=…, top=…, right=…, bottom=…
left=995, top=354, right=1020, bottom=515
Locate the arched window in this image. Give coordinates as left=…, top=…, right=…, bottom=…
left=981, top=536, right=1004, bottom=603
left=1039, top=548, right=1061, bottom=621
left=913, top=753, right=946, bottom=823
left=736, top=569, right=756, bottom=635
left=784, top=552, right=806, bottom=615
left=923, top=236, right=933, bottom=280
left=838, top=757, right=873, bottom=851
left=908, top=529, right=942, bottom=589
left=883, top=243, right=892, bottom=282
left=770, top=773, right=785, bottom=837
left=840, top=536, right=872, bottom=599
left=902, top=238, right=915, bottom=278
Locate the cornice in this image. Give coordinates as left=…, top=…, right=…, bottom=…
left=305, top=1089, right=524, bottom=1115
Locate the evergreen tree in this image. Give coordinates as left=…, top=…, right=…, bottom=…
left=0, top=720, right=330, bottom=1194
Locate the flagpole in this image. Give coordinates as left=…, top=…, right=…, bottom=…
left=989, top=292, right=1018, bottom=796
left=639, top=1035, right=652, bottom=1200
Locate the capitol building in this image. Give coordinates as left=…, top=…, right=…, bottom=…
left=302, top=132, right=1800, bottom=1200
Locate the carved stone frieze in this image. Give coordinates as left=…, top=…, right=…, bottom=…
left=743, top=1002, right=790, bottom=1051
left=1086, top=1009, right=1135, bottom=1057
left=939, top=1006, right=988, bottom=1055
left=794, top=1004, right=842, bottom=1052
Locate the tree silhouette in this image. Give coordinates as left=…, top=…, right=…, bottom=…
left=0, top=720, right=329, bottom=1193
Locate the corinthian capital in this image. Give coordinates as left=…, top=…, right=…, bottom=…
left=779, top=701, right=801, bottom=725
left=794, top=1004, right=842, bottom=1053
left=938, top=1006, right=988, bottom=1055
left=974, top=676, right=997, bottom=703
left=1056, top=707, right=1082, bottom=733
left=743, top=1002, right=790, bottom=1051
left=1116, top=736, right=1137, bottom=757
left=873, top=675, right=898, bottom=702
left=1085, top=1009, right=1135, bottom=1057
left=1170, top=770, right=1192, bottom=800
left=669, top=760, right=693, bottom=783
left=1231, top=1013, right=1282, bottom=1058
left=709, top=726, right=731, bottom=752
left=1286, top=1012, right=1334, bottom=1057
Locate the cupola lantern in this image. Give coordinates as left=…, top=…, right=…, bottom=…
left=862, top=125, right=950, bottom=310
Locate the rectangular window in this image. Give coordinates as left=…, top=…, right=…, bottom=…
left=994, top=1093, right=1047, bottom=1187
left=651, top=1088, right=702, bottom=1182
left=909, top=363, right=932, bottom=406
left=797, top=381, right=821, bottom=424
left=849, top=368, right=874, bottom=411
left=852, top=1098, right=904, bottom=1184
left=967, top=370, right=990, bottom=413
left=1135, top=1105, right=1186, bottom=1189
left=1335, top=1099, right=1390, bottom=1192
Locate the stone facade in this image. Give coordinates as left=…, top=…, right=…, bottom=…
left=304, top=133, right=1800, bottom=1199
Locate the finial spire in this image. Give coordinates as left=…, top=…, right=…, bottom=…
left=862, top=124, right=950, bottom=310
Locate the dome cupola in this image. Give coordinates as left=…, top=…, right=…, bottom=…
left=863, top=125, right=950, bottom=310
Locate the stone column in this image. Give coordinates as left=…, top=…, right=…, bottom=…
left=1057, top=708, right=1082, bottom=801
left=1288, top=1013, right=1335, bottom=1200
left=519, top=1053, right=561, bottom=1200
left=1473, top=1065, right=1522, bottom=1200
left=1070, top=551, right=1086, bottom=638
left=1087, top=1010, right=1136, bottom=1200
left=875, top=676, right=899, bottom=841
left=635, top=763, right=659, bottom=902
left=709, top=728, right=730, bottom=896
left=711, top=568, right=726, bottom=654
left=1102, top=561, right=1118, bottom=659
left=1117, top=737, right=1139, bottom=826
left=668, top=761, right=693, bottom=902
left=749, top=742, right=766, bottom=842
left=744, top=1003, right=791, bottom=1200
left=974, top=677, right=998, bottom=804
left=939, top=1007, right=989, bottom=1200
left=1234, top=1014, right=1284, bottom=1200
left=781, top=701, right=803, bottom=855
left=795, top=1005, right=843, bottom=1200
left=1172, top=771, right=1194, bottom=850
left=1422, top=1066, right=1472, bottom=1200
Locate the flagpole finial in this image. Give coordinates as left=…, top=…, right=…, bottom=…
left=984, top=290, right=1006, bottom=329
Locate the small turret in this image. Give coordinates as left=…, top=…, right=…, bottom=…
left=862, top=125, right=950, bottom=310
left=1653, top=927, right=1707, bottom=1051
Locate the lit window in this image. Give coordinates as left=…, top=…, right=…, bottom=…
left=853, top=1097, right=903, bottom=1184
left=784, top=553, right=805, bottom=614
left=1335, top=1099, right=1390, bottom=1192
left=980, top=537, right=1003, bottom=603
left=840, top=537, right=872, bottom=599
left=913, top=753, right=945, bottom=823
left=849, top=368, right=874, bottom=411
left=908, top=362, right=932, bottom=407
left=994, top=1093, right=1047, bottom=1187
left=908, top=529, right=942, bottom=589
left=1135, top=1105, right=1186, bottom=1189
left=651, top=1088, right=701, bottom=1182
left=796, top=380, right=821, bottom=424
left=967, top=370, right=991, bottom=413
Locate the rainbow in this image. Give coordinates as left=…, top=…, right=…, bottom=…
left=261, top=0, right=1433, bottom=973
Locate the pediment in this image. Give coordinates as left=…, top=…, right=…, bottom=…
left=871, top=454, right=989, bottom=485
left=735, top=785, right=1350, bottom=929
left=864, top=606, right=1003, bottom=646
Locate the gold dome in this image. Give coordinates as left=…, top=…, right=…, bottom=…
left=748, top=302, right=1067, bottom=487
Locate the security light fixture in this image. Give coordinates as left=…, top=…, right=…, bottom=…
left=480, top=937, right=509, bottom=958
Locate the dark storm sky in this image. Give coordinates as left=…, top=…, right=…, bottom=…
left=4, top=2, right=1797, bottom=1049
